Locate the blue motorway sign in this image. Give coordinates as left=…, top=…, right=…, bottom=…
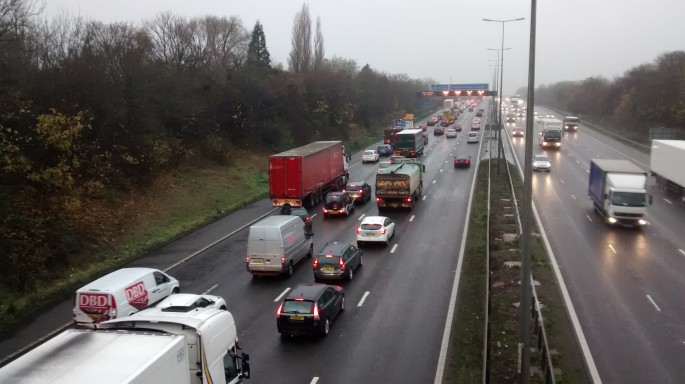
left=430, top=83, right=489, bottom=91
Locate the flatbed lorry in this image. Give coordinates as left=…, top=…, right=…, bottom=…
left=650, top=140, right=685, bottom=202
left=375, top=158, right=425, bottom=210
left=0, top=306, right=250, bottom=384
left=588, top=159, right=648, bottom=227
left=269, top=141, right=349, bottom=208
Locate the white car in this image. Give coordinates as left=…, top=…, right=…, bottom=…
left=155, top=293, right=227, bottom=310
left=445, top=128, right=457, bottom=138
left=467, top=132, right=479, bottom=143
left=532, top=154, right=552, bottom=171
left=356, top=216, right=395, bottom=246
left=362, top=150, right=380, bottom=163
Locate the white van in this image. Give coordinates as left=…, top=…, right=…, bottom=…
left=246, top=215, right=314, bottom=277
left=467, top=132, right=480, bottom=143
left=73, top=268, right=179, bottom=325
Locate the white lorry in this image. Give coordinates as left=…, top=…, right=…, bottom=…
left=588, top=159, right=648, bottom=227
left=650, top=140, right=685, bottom=202
left=0, top=306, right=251, bottom=384
left=443, top=99, right=454, bottom=110
left=536, top=117, right=564, bottom=149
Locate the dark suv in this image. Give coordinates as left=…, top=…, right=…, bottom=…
left=313, top=242, right=363, bottom=282
left=376, top=144, right=393, bottom=157
left=323, top=191, right=354, bottom=217
left=344, top=181, right=372, bottom=204
left=276, top=283, right=345, bottom=338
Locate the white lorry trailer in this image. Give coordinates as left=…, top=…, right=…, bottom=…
left=443, top=99, right=454, bottom=110
left=588, top=159, right=648, bottom=227
left=650, top=140, right=685, bottom=202
left=536, top=117, right=564, bottom=149
left=0, top=307, right=250, bottom=384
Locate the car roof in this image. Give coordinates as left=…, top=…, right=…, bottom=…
left=319, top=241, right=351, bottom=256
left=285, top=283, right=330, bottom=300
left=156, top=293, right=210, bottom=307
left=361, top=216, right=388, bottom=225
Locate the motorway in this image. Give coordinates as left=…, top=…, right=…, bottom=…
left=0, top=103, right=490, bottom=383
left=504, top=108, right=685, bottom=384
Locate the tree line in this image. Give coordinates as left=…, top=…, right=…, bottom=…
left=524, top=51, right=685, bottom=137
left=0, top=1, right=428, bottom=292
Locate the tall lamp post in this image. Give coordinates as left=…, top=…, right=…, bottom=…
left=486, top=47, right=510, bottom=170
left=483, top=17, right=524, bottom=172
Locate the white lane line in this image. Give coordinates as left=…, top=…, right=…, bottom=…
left=586, top=169, right=590, bottom=173
left=390, top=244, right=398, bottom=253
left=274, top=287, right=291, bottom=302
left=444, top=160, right=448, bottom=164
left=571, top=194, right=576, bottom=200
left=432, top=180, right=436, bottom=184
left=440, top=168, right=443, bottom=173
left=422, top=196, right=427, bottom=201
left=679, top=249, right=685, bottom=257
left=586, top=215, right=592, bottom=222
left=202, top=284, right=218, bottom=295
left=576, top=160, right=580, bottom=164
left=358, top=213, right=366, bottom=221
left=310, top=378, right=320, bottom=384
left=560, top=179, right=565, bottom=184
left=664, top=198, right=673, bottom=205
left=358, top=291, right=370, bottom=307
left=311, top=213, right=318, bottom=219
left=608, top=244, right=617, bottom=254
left=450, top=153, right=453, bottom=156
left=646, top=295, right=662, bottom=312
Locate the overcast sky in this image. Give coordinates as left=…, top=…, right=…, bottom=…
left=43, top=0, right=685, bottom=96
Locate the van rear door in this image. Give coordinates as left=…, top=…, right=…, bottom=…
left=77, top=292, right=116, bottom=323
left=247, top=225, right=284, bottom=273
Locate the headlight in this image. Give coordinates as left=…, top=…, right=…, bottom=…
left=638, top=219, right=647, bottom=226
left=607, top=217, right=617, bottom=224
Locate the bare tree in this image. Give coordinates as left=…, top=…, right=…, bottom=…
left=201, top=15, right=249, bottom=71
left=86, top=21, right=150, bottom=85
left=287, top=3, right=312, bottom=73
left=313, top=16, right=324, bottom=71
left=144, top=12, right=197, bottom=69
left=0, top=0, right=43, bottom=42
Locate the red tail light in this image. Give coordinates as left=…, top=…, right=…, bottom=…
left=305, top=217, right=310, bottom=222
left=376, top=198, right=383, bottom=202
left=281, top=256, right=285, bottom=265
left=339, top=256, right=346, bottom=270
left=313, top=258, right=318, bottom=269
left=380, top=228, right=386, bottom=234
left=405, top=198, right=412, bottom=202
left=276, top=303, right=283, bottom=318
left=313, top=304, right=320, bottom=320
left=356, top=227, right=362, bottom=234
left=358, top=189, right=363, bottom=193
left=246, top=256, right=250, bottom=263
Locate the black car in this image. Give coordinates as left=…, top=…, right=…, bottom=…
left=434, top=127, right=445, bottom=136
left=313, top=242, right=363, bottom=282
left=323, top=191, right=354, bottom=217
left=344, top=181, right=372, bottom=204
left=281, top=205, right=313, bottom=236
left=454, top=155, right=471, bottom=168
left=376, top=144, right=393, bottom=157
left=276, top=283, right=344, bottom=338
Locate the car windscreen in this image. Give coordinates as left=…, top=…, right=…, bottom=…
left=317, top=255, right=341, bottom=265
left=345, top=184, right=361, bottom=191
left=282, top=300, right=314, bottom=314
left=534, top=156, right=549, bottom=162
left=361, top=223, right=382, bottom=230
left=325, top=194, right=342, bottom=203
left=364, top=151, right=375, bottom=155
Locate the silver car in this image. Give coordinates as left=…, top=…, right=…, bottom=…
left=533, top=154, right=552, bottom=171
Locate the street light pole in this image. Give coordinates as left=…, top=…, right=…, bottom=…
left=483, top=17, right=524, bottom=174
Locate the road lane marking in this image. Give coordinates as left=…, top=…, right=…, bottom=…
left=646, top=295, right=662, bottom=312
left=560, top=179, right=565, bottom=184
left=358, top=291, right=370, bottom=307
left=440, top=168, right=443, bottom=173
left=202, top=284, right=218, bottom=295
left=422, top=196, right=427, bottom=201
left=311, top=213, right=318, bottom=219
left=608, top=244, right=617, bottom=254
left=571, top=194, right=576, bottom=200
left=358, top=213, right=366, bottom=221
left=679, top=249, right=685, bottom=257
left=409, top=215, right=415, bottom=222
left=274, top=287, right=291, bottom=302
left=586, top=169, right=590, bottom=173
left=664, top=198, right=673, bottom=205
left=390, top=244, right=398, bottom=253
left=432, top=180, right=436, bottom=184
left=586, top=215, right=593, bottom=222
left=445, top=160, right=448, bottom=164
left=310, top=378, right=320, bottom=384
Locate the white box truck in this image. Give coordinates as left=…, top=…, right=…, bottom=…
left=650, top=140, right=685, bottom=202
left=0, top=306, right=251, bottom=384
left=443, top=99, right=454, bottom=110
left=588, top=159, right=648, bottom=227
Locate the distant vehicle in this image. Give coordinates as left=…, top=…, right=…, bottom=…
left=344, top=181, right=372, bottom=204
left=362, top=149, right=380, bottom=163
left=155, top=293, right=227, bottom=311
left=506, top=116, right=516, bottom=123
left=443, top=99, right=455, bottom=110
left=512, top=128, right=524, bottom=137
left=563, top=116, right=579, bottom=131
left=454, top=123, right=463, bottom=131
left=394, top=129, right=425, bottom=158
left=427, top=117, right=439, bottom=126
left=467, top=132, right=479, bottom=143
left=471, top=119, right=481, bottom=130
left=313, top=242, right=363, bottom=282
left=418, top=125, right=428, bottom=132
left=277, top=283, right=344, bottom=338
left=323, top=191, right=354, bottom=217
left=545, top=114, right=554, bottom=118
left=377, top=144, right=393, bottom=157
left=247, top=215, right=313, bottom=277
left=650, top=140, right=685, bottom=203
left=445, top=128, right=458, bottom=138
left=377, top=161, right=392, bottom=172
left=588, top=159, right=648, bottom=227
left=532, top=154, right=552, bottom=172
left=357, top=216, right=395, bottom=246
left=434, top=127, right=445, bottom=136
left=375, top=159, right=425, bottom=210
left=536, top=118, right=563, bottom=149
left=453, top=155, right=471, bottom=168
left=282, top=205, right=313, bottom=236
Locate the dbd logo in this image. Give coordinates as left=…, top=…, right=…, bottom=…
left=80, top=294, right=110, bottom=309
left=126, top=281, right=149, bottom=309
